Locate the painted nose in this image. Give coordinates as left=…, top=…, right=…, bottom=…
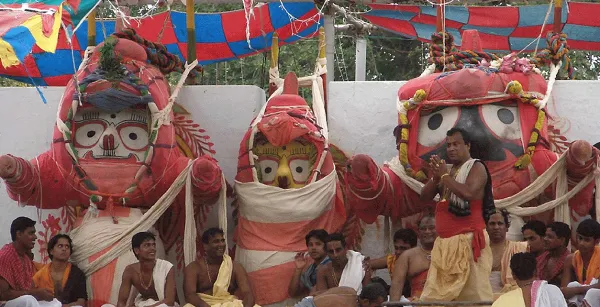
left=278, top=176, right=289, bottom=189
left=103, top=134, right=116, bottom=150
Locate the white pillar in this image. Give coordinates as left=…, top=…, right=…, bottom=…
left=355, top=37, right=367, bottom=81
left=324, top=14, right=335, bottom=88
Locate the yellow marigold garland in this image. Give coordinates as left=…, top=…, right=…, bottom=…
left=399, top=89, right=428, bottom=180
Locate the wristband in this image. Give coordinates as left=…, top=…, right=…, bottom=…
left=440, top=173, right=450, bottom=180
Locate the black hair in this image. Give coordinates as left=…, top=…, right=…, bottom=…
left=393, top=229, right=417, bottom=248
left=47, top=234, right=73, bottom=260
left=305, top=229, right=329, bottom=246
left=510, top=252, right=537, bottom=281
left=131, top=232, right=155, bottom=259
left=446, top=128, right=471, bottom=146
left=521, top=220, right=546, bottom=237
left=576, top=219, right=600, bottom=239
left=201, top=227, right=225, bottom=244
left=359, top=282, right=388, bottom=302
left=10, top=217, right=36, bottom=242
left=370, top=276, right=390, bottom=296
left=325, top=232, right=346, bottom=248
left=485, top=209, right=510, bottom=227
left=547, top=222, right=571, bottom=246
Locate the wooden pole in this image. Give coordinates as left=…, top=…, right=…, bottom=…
left=268, top=33, right=279, bottom=96
left=553, top=0, right=563, bottom=33
left=87, top=9, right=96, bottom=47
left=186, top=0, right=197, bottom=63
left=318, top=27, right=328, bottom=112
left=436, top=0, right=444, bottom=32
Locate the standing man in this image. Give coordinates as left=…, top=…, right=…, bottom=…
left=114, top=232, right=177, bottom=307
left=420, top=128, right=495, bottom=302
left=0, top=217, right=59, bottom=306
left=288, top=229, right=330, bottom=298
left=390, top=215, right=437, bottom=301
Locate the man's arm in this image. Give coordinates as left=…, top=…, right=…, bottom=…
left=288, top=265, right=306, bottom=297
left=116, top=267, right=133, bottom=307
left=369, top=256, right=389, bottom=271
left=0, top=277, right=53, bottom=301
left=390, top=252, right=410, bottom=301
left=315, top=265, right=329, bottom=292
left=420, top=177, right=439, bottom=202
left=163, top=267, right=176, bottom=306
left=233, top=263, right=255, bottom=307
left=440, top=162, right=487, bottom=201
left=183, top=262, right=210, bottom=307
left=560, top=254, right=590, bottom=298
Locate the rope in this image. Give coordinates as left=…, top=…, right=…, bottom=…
left=112, top=28, right=203, bottom=84
left=428, top=32, right=500, bottom=72
left=531, top=31, right=574, bottom=79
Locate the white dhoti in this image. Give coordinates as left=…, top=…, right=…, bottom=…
left=567, top=280, right=600, bottom=307
left=2, top=296, right=63, bottom=307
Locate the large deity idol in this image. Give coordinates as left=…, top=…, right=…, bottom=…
left=0, top=35, right=224, bottom=306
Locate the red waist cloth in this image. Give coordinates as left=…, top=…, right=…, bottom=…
left=435, top=199, right=486, bottom=262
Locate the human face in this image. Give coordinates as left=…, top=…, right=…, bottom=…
left=49, top=238, right=71, bottom=262
left=326, top=241, right=347, bottom=266
left=576, top=234, right=598, bottom=253
left=394, top=240, right=411, bottom=257
left=307, top=237, right=326, bottom=261
left=445, top=133, right=470, bottom=164
left=205, top=233, right=227, bottom=258
left=523, top=229, right=544, bottom=254
left=418, top=217, right=437, bottom=246
left=544, top=228, right=565, bottom=251
left=359, top=297, right=385, bottom=307
left=17, top=226, right=37, bottom=251
left=486, top=213, right=508, bottom=243
left=134, top=239, right=156, bottom=261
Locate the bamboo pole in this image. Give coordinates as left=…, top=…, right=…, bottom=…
left=268, top=33, right=279, bottom=96
left=383, top=301, right=494, bottom=306
left=436, top=0, right=444, bottom=32
left=318, top=27, right=328, bottom=111
left=87, top=9, right=96, bottom=47
left=186, top=0, right=197, bottom=63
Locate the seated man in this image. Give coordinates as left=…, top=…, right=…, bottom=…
left=315, top=233, right=369, bottom=294
left=492, top=252, right=566, bottom=307
left=521, top=220, right=546, bottom=257
left=294, top=283, right=387, bottom=307
left=289, top=229, right=330, bottom=298
left=113, top=232, right=177, bottom=307
left=561, top=219, right=600, bottom=307
left=33, top=234, right=87, bottom=307
left=486, top=209, right=528, bottom=296
left=0, top=217, right=60, bottom=307
left=389, top=215, right=437, bottom=301
left=184, top=228, right=259, bottom=307
left=538, top=222, right=572, bottom=287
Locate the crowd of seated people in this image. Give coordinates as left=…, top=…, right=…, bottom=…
left=1, top=214, right=599, bottom=307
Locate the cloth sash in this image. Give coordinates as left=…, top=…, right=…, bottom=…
left=300, top=257, right=330, bottom=290
left=184, top=255, right=260, bottom=307
left=574, top=246, right=600, bottom=285
left=133, top=259, right=173, bottom=307
left=536, top=249, right=570, bottom=284
left=435, top=199, right=486, bottom=261
left=386, top=254, right=397, bottom=279
left=531, top=280, right=569, bottom=307
left=0, top=243, right=35, bottom=291
left=33, top=263, right=71, bottom=295
left=410, top=269, right=428, bottom=298
left=338, top=250, right=365, bottom=295
left=500, top=241, right=528, bottom=293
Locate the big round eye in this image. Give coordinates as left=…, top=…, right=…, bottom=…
left=118, top=126, right=149, bottom=151
left=257, top=159, right=279, bottom=184
left=417, top=107, right=460, bottom=147
left=74, top=123, right=104, bottom=148
left=480, top=104, right=521, bottom=140
left=289, top=158, right=311, bottom=184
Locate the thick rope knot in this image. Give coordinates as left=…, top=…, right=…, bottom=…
left=532, top=32, right=573, bottom=79
left=112, top=28, right=203, bottom=84
left=428, top=31, right=500, bottom=72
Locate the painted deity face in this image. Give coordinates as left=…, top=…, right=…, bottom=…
left=254, top=138, right=315, bottom=189
left=73, top=106, right=150, bottom=162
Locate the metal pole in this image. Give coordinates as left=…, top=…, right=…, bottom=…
left=355, top=36, right=367, bottom=81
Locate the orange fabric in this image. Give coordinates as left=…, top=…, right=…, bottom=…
left=89, top=242, right=119, bottom=307
left=386, top=254, right=397, bottom=278
left=435, top=199, right=486, bottom=261
left=574, top=246, right=600, bottom=285
left=247, top=261, right=296, bottom=304
left=33, top=263, right=71, bottom=295
left=410, top=269, right=429, bottom=298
